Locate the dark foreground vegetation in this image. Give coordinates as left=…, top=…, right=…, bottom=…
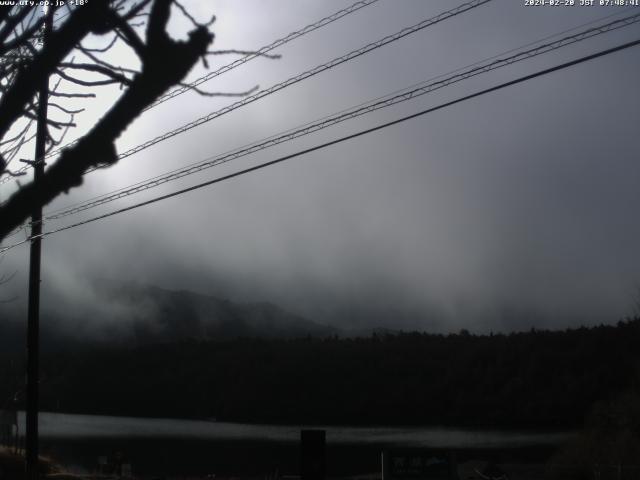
left=2, top=318, right=639, bottom=429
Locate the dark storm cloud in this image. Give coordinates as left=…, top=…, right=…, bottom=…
left=2, top=0, right=639, bottom=333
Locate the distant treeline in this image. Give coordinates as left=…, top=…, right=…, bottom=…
left=2, top=319, right=640, bottom=428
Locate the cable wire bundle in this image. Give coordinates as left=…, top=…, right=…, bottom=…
left=39, top=12, right=640, bottom=223
left=2, top=37, right=638, bottom=254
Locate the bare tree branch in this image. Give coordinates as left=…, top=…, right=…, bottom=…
left=79, top=34, right=118, bottom=53
left=172, top=0, right=216, bottom=29
left=48, top=91, right=97, bottom=99
left=55, top=67, right=130, bottom=87
left=59, top=61, right=136, bottom=83
left=0, top=6, right=32, bottom=44
left=123, top=0, right=154, bottom=21
left=112, top=15, right=146, bottom=58
left=48, top=103, right=85, bottom=115
left=0, top=17, right=46, bottom=57
left=0, top=1, right=111, bottom=143
left=0, top=0, right=214, bottom=240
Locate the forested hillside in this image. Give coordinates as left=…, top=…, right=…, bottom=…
left=3, top=318, right=638, bottom=428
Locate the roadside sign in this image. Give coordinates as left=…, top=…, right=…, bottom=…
left=382, top=449, right=457, bottom=480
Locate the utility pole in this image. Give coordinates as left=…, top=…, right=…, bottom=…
left=26, top=7, right=53, bottom=480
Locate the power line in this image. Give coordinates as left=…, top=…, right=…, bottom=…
left=3, top=37, right=638, bottom=254
left=4, top=8, right=635, bottom=238
left=13, top=0, right=379, bottom=170
left=41, top=0, right=492, bottom=170
left=38, top=12, right=640, bottom=223
left=1, top=0, right=379, bottom=183
left=147, top=0, right=380, bottom=111
left=4, top=8, right=637, bottom=241
left=112, top=0, right=493, bottom=161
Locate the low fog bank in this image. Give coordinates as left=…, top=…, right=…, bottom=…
left=1, top=264, right=634, bottom=350
left=0, top=276, right=342, bottom=351
left=2, top=0, right=639, bottom=345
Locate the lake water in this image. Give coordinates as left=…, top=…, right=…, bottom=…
left=16, top=412, right=572, bottom=475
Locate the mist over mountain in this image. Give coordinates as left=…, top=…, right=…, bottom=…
left=0, top=281, right=338, bottom=350
left=1, top=274, right=630, bottom=354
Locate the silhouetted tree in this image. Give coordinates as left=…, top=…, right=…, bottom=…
left=1, top=318, right=636, bottom=427
left=0, top=0, right=217, bottom=241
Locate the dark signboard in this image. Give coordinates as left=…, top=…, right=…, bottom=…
left=301, top=429, right=326, bottom=480
left=383, top=449, right=457, bottom=480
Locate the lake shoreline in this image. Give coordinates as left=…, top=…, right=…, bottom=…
left=41, top=438, right=559, bottom=477
left=7, top=412, right=572, bottom=477
left=19, top=411, right=573, bottom=443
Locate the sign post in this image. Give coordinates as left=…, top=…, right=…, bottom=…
left=301, top=429, right=326, bottom=480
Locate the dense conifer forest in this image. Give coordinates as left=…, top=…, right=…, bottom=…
left=2, top=318, right=639, bottom=428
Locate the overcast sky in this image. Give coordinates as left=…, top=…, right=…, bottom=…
left=2, top=0, right=639, bottom=332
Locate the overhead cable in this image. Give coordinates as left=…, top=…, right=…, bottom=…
left=40, top=0, right=493, bottom=167
left=40, top=12, right=640, bottom=222
left=4, top=7, right=636, bottom=239
left=147, top=0, right=380, bottom=110
left=3, top=37, right=638, bottom=254
left=1, top=0, right=380, bottom=183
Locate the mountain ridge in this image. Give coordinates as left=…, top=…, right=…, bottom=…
left=0, top=281, right=339, bottom=350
